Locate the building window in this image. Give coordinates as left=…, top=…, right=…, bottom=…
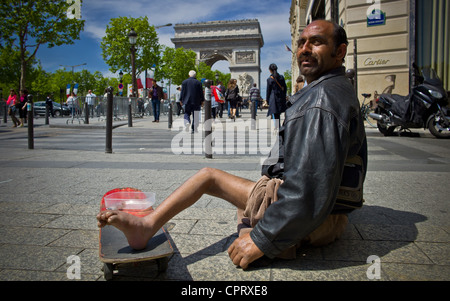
left=416, top=0, right=449, bottom=90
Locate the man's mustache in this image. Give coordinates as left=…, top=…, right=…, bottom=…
left=298, top=53, right=318, bottom=62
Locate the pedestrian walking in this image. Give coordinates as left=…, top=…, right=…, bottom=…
left=211, top=81, right=222, bottom=120
left=180, top=70, right=204, bottom=133
left=18, top=89, right=28, bottom=127
left=249, top=83, right=260, bottom=117
left=6, top=89, right=20, bottom=127
left=85, top=90, right=96, bottom=117
left=66, top=92, right=77, bottom=117
left=149, top=81, right=163, bottom=123
left=46, top=94, right=54, bottom=117
left=225, top=79, right=239, bottom=121
left=175, top=87, right=182, bottom=116
left=266, top=63, right=287, bottom=130
left=216, top=81, right=225, bottom=118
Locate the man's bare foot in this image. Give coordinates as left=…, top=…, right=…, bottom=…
left=97, top=210, right=156, bottom=250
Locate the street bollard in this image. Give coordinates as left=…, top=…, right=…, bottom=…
left=45, top=103, right=49, bottom=125
left=84, top=101, right=89, bottom=124
left=251, top=99, right=256, bottom=130
left=168, top=100, right=173, bottom=129
left=3, top=101, right=8, bottom=124
left=128, top=98, right=133, bottom=127
left=204, top=79, right=212, bottom=159
left=105, top=87, right=113, bottom=154
left=27, top=94, right=34, bottom=149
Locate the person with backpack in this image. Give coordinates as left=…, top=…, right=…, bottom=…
left=225, top=79, right=239, bottom=121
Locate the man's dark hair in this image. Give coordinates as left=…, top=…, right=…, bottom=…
left=331, top=22, right=348, bottom=50
left=328, top=21, right=348, bottom=62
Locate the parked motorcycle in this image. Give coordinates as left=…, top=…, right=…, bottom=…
left=369, top=63, right=450, bottom=138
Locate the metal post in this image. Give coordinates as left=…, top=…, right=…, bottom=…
left=251, top=99, right=256, bottom=130
left=45, top=102, right=49, bottom=125
left=27, top=94, right=34, bottom=149
left=84, top=101, right=89, bottom=124
left=60, top=88, right=64, bottom=118
left=128, top=98, right=133, bottom=127
left=3, top=101, right=7, bottom=124
left=168, top=99, right=173, bottom=128
left=204, top=80, right=212, bottom=159
left=105, top=87, right=114, bottom=154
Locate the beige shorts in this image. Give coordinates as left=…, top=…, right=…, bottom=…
left=237, top=176, right=348, bottom=259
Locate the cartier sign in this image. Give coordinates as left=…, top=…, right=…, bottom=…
left=364, top=58, right=390, bottom=66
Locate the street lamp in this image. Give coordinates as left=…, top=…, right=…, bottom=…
left=128, top=28, right=138, bottom=97
left=118, top=70, right=124, bottom=96
left=59, top=63, right=87, bottom=95
left=119, top=70, right=123, bottom=82
left=155, top=23, right=172, bottom=29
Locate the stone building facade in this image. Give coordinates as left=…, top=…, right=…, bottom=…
left=289, top=0, right=449, bottom=102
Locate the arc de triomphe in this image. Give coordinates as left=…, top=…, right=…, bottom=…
left=171, top=19, right=264, bottom=97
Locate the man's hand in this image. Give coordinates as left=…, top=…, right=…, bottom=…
left=227, top=232, right=264, bottom=269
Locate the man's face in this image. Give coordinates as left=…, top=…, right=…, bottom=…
left=297, top=20, right=345, bottom=83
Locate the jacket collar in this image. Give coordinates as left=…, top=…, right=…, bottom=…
left=288, top=66, right=346, bottom=107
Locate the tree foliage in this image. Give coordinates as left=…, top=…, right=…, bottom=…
left=196, top=62, right=231, bottom=86
left=159, top=46, right=197, bottom=85
left=0, top=0, right=85, bottom=91
left=101, top=16, right=160, bottom=77
left=283, top=69, right=292, bottom=95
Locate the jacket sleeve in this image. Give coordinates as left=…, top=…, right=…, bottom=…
left=250, top=106, right=350, bottom=258
left=266, top=78, right=272, bottom=102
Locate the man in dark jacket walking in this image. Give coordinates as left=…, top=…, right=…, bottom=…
left=97, top=20, right=367, bottom=270
left=266, top=63, right=287, bottom=130
left=180, top=70, right=204, bottom=133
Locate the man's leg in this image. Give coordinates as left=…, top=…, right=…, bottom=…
left=97, top=167, right=255, bottom=250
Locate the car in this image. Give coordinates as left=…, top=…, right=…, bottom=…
left=33, top=101, right=71, bottom=117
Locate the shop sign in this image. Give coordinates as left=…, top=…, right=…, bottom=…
left=367, top=8, right=386, bottom=27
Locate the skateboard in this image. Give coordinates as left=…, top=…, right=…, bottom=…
left=99, top=188, right=173, bottom=280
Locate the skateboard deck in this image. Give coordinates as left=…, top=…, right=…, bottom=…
left=98, top=188, right=173, bottom=280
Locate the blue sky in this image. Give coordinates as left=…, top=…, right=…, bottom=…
left=36, top=0, right=293, bottom=94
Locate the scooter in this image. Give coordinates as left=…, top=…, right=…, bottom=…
left=369, top=63, right=450, bottom=138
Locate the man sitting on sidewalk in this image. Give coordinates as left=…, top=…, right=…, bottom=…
left=97, top=20, right=367, bottom=269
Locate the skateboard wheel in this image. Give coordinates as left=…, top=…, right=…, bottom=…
left=103, top=263, right=114, bottom=280
left=157, top=257, right=169, bottom=272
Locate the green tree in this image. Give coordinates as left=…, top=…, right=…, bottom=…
left=48, top=68, right=73, bottom=101
left=283, top=69, right=292, bottom=95
left=0, top=0, right=85, bottom=91
left=101, top=16, right=160, bottom=78
left=0, top=45, right=36, bottom=93
left=30, top=64, right=51, bottom=101
left=195, top=62, right=230, bottom=86
left=159, top=46, right=197, bottom=85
